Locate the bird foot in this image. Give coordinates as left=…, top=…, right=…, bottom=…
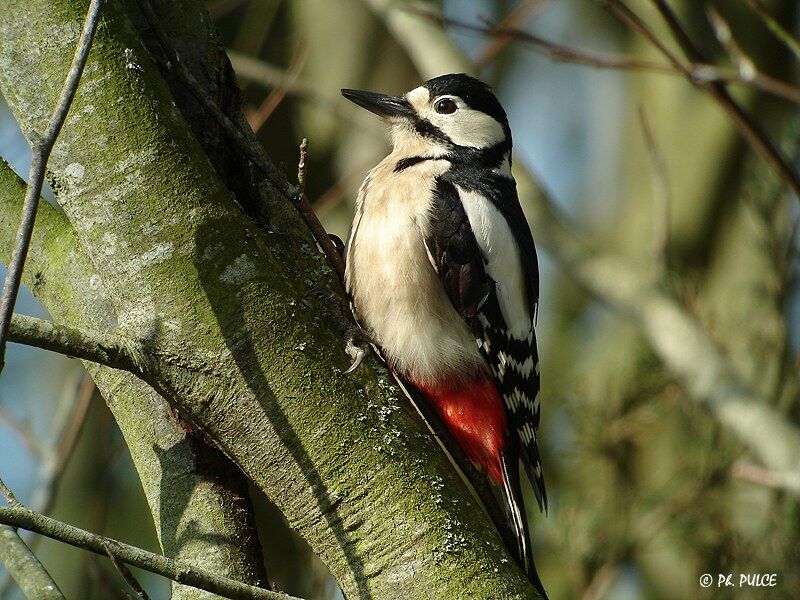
left=343, top=324, right=371, bottom=374
left=307, top=286, right=371, bottom=374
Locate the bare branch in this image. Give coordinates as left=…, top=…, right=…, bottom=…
left=135, top=0, right=346, bottom=287
left=103, top=542, right=150, bottom=600
left=0, top=506, right=301, bottom=600
left=297, top=138, right=308, bottom=197
left=30, top=373, right=95, bottom=514
left=293, top=139, right=346, bottom=282
left=0, top=404, right=42, bottom=458
left=473, top=0, right=549, bottom=69
left=732, top=461, right=800, bottom=495
left=415, top=8, right=675, bottom=74
left=637, top=106, right=671, bottom=273
left=0, top=476, right=21, bottom=508
left=248, top=41, right=308, bottom=133
left=417, top=8, right=800, bottom=104
left=744, top=0, right=800, bottom=62
left=0, top=374, right=96, bottom=595
left=0, top=525, right=65, bottom=599
left=0, top=0, right=104, bottom=372
left=604, top=0, right=800, bottom=198
left=226, top=50, right=381, bottom=130
left=6, top=314, right=143, bottom=376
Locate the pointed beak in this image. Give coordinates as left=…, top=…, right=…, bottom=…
left=341, top=89, right=413, bottom=119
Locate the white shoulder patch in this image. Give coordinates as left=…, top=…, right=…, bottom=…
left=457, top=185, right=532, bottom=338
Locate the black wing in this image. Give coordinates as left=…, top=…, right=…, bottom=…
left=425, top=174, right=547, bottom=513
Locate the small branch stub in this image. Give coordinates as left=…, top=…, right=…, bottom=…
left=297, top=138, right=308, bottom=197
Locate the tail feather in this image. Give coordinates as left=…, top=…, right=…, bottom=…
left=500, top=452, right=549, bottom=600
left=521, top=445, right=548, bottom=515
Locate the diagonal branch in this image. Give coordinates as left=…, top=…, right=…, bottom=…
left=419, top=9, right=800, bottom=104
left=0, top=506, right=301, bottom=600
left=6, top=314, right=144, bottom=376
left=602, top=0, right=800, bottom=198
left=745, top=0, right=800, bottom=61
left=0, top=477, right=64, bottom=599
left=0, top=525, right=65, bottom=600
left=0, top=0, right=104, bottom=372
left=133, top=0, right=346, bottom=284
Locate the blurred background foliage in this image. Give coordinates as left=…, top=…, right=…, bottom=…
left=1, top=0, right=799, bottom=598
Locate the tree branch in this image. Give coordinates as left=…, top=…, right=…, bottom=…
left=0, top=0, right=104, bottom=371
left=135, top=0, right=346, bottom=284
left=0, top=525, right=64, bottom=600
left=0, top=477, right=64, bottom=599
left=745, top=0, right=800, bottom=61
left=417, top=9, right=800, bottom=104
left=0, top=156, right=270, bottom=599
left=6, top=314, right=144, bottom=376
left=603, top=0, right=800, bottom=199
left=0, top=506, right=300, bottom=600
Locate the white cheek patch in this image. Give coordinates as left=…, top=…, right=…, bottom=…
left=408, top=89, right=506, bottom=149
left=434, top=107, right=506, bottom=148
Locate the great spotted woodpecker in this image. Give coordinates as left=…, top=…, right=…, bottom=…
left=342, top=74, right=547, bottom=597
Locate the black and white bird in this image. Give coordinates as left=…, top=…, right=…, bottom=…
left=342, top=74, right=547, bottom=597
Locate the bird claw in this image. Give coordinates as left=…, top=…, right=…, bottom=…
left=344, top=341, right=366, bottom=374
left=343, top=326, right=370, bottom=374
left=305, top=286, right=371, bottom=375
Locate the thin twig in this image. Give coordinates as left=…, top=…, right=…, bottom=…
left=294, top=140, right=346, bottom=283
left=418, top=9, right=675, bottom=74
left=701, top=6, right=800, bottom=104
left=104, top=542, right=150, bottom=600
left=30, top=373, right=96, bottom=515
left=248, top=41, right=308, bottom=133
left=745, top=0, right=800, bottom=62
left=706, top=6, right=753, bottom=79
left=637, top=106, right=671, bottom=274
left=732, top=460, right=800, bottom=495
left=0, top=404, right=43, bottom=458
left=0, top=0, right=104, bottom=372
left=0, top=506, right=301, bottom=600
left=473, top=0, right=548, bottom=69
left=227, top=50, right=381, bottom=130
left=0, top=476, right=22, bottom=508
left=297, top=139, right=308, bottom=197
left=603, top=0, right=800, bottom=199
left=0, top=373, right=96, bottom=595
left=0, top=479, right=66, bottom=597
left=581, top=563, right=621, bottom=600
left=423, top=9, right=800, bottom=104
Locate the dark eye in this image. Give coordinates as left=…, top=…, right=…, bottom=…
left=434, top=98, right=458, bottom=114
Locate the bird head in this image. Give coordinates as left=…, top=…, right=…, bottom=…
left=342, top=73, right=511, bottom=162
